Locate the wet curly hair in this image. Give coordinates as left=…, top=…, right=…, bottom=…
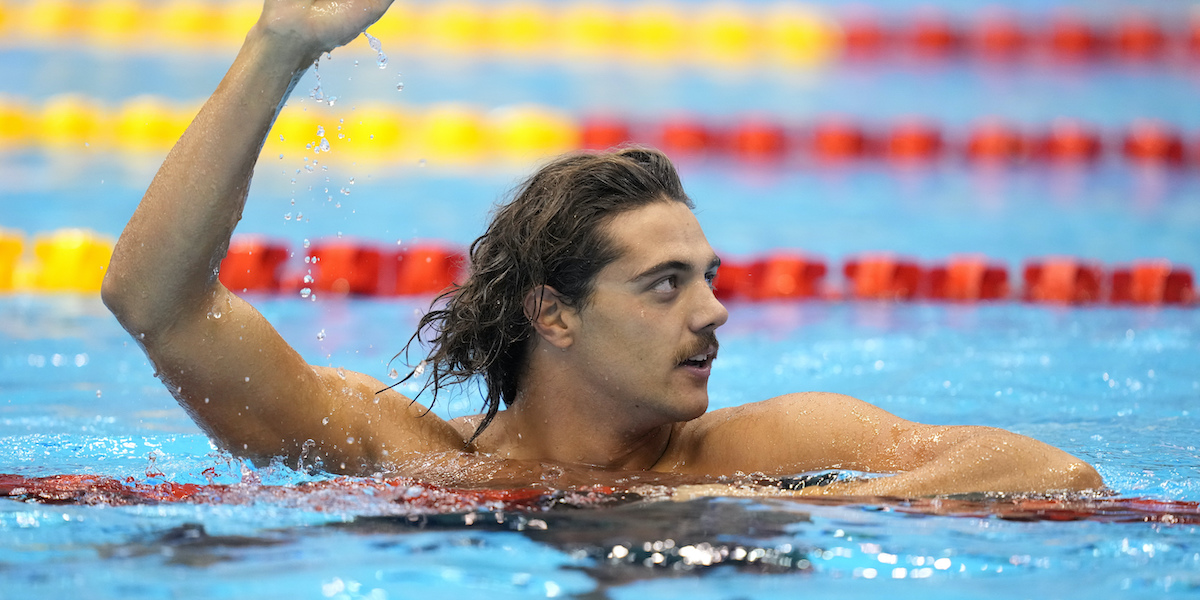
left=397, top=146, right=693, bottom=444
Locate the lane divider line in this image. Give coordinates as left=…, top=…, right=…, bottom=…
left=1, top=94, right=1197, bottom=168
left=1, top=228, right=1193, bottom=305
left=2, top=0, right=1198, bottom=67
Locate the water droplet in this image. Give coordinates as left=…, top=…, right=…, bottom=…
left=284, top=212, right=293, bottom=220
left=388, top=368, right=399, bottom=379
left=96, top=390, right=102, bottom=398
left=300, top=287, right=312, bottom=298
left=316, top=329, right=326, bottom=340
left=322, top=417, right=330, bottom=425
left=365, top=32, right=388, bottom=68
left=346, top=436, right=355, bottom=444
left=212, top=310, right=222, bottom=319
left=302, top=238, right=310, bottom=249
left=397, top=81, right=405, bottom=92
left=318, top=138, right=330, bottom=153
left=317, top=125, right=325, bottom=136
left=348, top=177, right=355, bottom=185
left=336, top=367, right=345, bottom=379
left=303, top=274, right=314, bottom=284
left=340, top=187, right=350, bottom=195
left=244, top=376, right=250, bottom=382
left=414, top=360, right=427, bottom=376
left=304, top=164, right=315, bottom=172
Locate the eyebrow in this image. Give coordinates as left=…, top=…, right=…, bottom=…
left=631, top=255, right=722, bottom=283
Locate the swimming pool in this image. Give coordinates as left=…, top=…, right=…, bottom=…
left=3, top=0, right=1200, bottom=598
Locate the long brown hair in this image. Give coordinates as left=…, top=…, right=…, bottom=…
left=395, top=147, right=693, bottom=444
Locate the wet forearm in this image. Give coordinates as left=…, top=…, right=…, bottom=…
left=814, top=431, right=1103, bottom=497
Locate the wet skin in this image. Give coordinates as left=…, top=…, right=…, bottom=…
left=102, top=0, right=1104, bottom=497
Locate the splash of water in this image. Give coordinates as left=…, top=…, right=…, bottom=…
left=309, top=56, right=339, bottom=106
left=364, top=32, right=388, bottom=69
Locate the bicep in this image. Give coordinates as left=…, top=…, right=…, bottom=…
left=140, top=285, right=462, bottom=471
left=142, top=286, right=335, bottom=452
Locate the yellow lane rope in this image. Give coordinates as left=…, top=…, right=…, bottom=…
left=0, top=0, right=842, bottom=67
left=0, top=94, right=580, bottom=166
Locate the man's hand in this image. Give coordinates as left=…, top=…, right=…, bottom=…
left=256, top=0, right=395, bottom=61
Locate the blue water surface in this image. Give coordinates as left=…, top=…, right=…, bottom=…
left=3, top=0, right=1200, bottom=597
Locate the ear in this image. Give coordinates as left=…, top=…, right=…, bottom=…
left=524, top=285, right=576, bottom=349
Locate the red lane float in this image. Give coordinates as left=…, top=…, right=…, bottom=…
left=658, top=118, right=715, bottom=158
left=308, top=242, right=385, bottom=295
left=730, top=118, right=788, bottom=162
left=908, top=13, right=963, bottom=57
left=581, top=116, right=631, bottom=151
left=1115, top=15, right=1167, bottom=60
left=844, top=255, right=922, bottom=300
left=1048, top=16, right=1109, bottom=60
left=394, top=246, right=466, bottom=296
left=885, top=120, right=944, bottom=162
left=972, top=13, right=1029, bottom=59
left=809, top=119, right=871, bottom=162
left=751, top=255, right=827, bottom=300
left=966, top=120, right=1030, bottom=164
left=1038, top=119, right=1103, bottom=164
left=1122, top=120, right=1185, bottom=166
left=841, top=14, right=890, bottom=58
left=1110, top=261, right=1195, bottom=305
left=927, top=256, right=1009, bottom=301
left=1023, top=258, right=1104, bottom=304
left=218, top=237, right=289, bottom=293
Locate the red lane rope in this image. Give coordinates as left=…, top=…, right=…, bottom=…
left=0, top=473, right=616, bottom=512
left=220, top=238, right=1197, bottom=306
left=3, top=473, right=1197, bottom=524
left=836, top=11, right=1200, bottom=65
left=586, top=117, right=1198, bottom=168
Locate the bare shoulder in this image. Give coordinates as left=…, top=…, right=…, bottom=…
left=660, top=392, right=913, bottom=476
left=683, top=392, right=893, bottom=434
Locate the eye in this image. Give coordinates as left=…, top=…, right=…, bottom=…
left=705, top=271, right=718, bottom=290
left=650, top=276, right=677, bottom=293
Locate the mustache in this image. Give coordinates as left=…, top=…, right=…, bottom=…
left=674, top=331, right=720, bottom=365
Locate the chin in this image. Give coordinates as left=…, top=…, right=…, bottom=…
left=674, top=393, right=710, bottom=421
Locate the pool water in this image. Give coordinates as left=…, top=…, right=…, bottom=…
left=4, top=0, right=1200, bottom=597
left=2, top=292, right=1198, bottom=598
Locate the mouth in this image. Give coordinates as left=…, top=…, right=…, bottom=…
left=677, top=344, right=718, bottom=370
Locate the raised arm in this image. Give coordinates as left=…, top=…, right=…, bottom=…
left=102, top=0, right=464, bottom=473
left=674, top=392, right=1102, bottom=496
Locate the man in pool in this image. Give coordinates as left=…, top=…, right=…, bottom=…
left=102, top=0, right=1102, bottom=496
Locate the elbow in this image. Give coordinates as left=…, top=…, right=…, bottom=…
left=101, top=261, right=164, bottom=339
left=101, top=266, right=143, bottom=334
left=1059, top=457, right=1104, bottom=492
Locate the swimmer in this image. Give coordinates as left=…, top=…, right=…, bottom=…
left=102, top=0, right=1102, bottom=497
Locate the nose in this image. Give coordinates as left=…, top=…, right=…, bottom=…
left=692, top=282, right=729, bottom=332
